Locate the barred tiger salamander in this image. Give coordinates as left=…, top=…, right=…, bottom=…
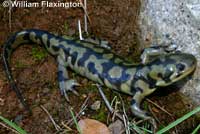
left=2, top=29, right=197, bottom=119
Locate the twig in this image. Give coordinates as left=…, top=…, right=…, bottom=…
left=147, top=98, right=178, bottom=132
left=0, top=122, right=19, bottom=134
left=148, top=102, right=178, bottom=133
left=96, top=84, right=113, bottom=112
left=123, top=114, right=129, bottom=134
left=84, top=0, right=88, bottom=34
left=78, top=20, right=83, bottom=40
left=107, top=96, right=117, bottom=124
left=61, top=121, right=73, bottom=131
left=8, top=0, right=12, bottom=32
left=111, top=95, right=130, bottom=133
left=96, top=84, right=123, bottom=121
left=146, top=99, right=173, bottom=116
left=56, top=129, right=71, bottom=134
left=110, top=96, right=117, bottom=107
left=69, top=108, right=82, bottom=134
left=111, top=96, right=121, bottom=121
left=77, top=0, right=92, bottom=26
left=66, top=96, right=90, bottom=125
left=135, top=118, right=151, bottom=125
left=40, top=105, right=62, bottom=131
left=148, top=105, right=161, bottom=125
left=118, top=94, right=130, bottom=134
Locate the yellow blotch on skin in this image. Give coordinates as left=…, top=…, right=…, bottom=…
left=135, top=80, right=155, bottom=96
left=12, top=31, right=29, bottom=49
left=114, top=58, right=123, bottom=64
left=103, top=53, right=114, bottom=59
left=108, top=66, right=123, bottom=79
left=42, top=34, right=48, bottom=47
left=50, top=38, right=59, bottom=46
left=121, top=83, right=132, bottom=95
left=30, top=32, right=41, bottom=44
left=104, top=79, right=113, bottom=89
left=84, top=55, right=108, bottom=74
left=93, top=48, right=104, bottom=53
left=149, top=65, right=164, bottom=80
left=49, top=38, right=60, bottom=55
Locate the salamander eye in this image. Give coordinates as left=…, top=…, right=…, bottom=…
left=176, top=63, right=185, bottom=71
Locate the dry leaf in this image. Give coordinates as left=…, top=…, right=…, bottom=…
left=78, top=118, right=111, bottom=134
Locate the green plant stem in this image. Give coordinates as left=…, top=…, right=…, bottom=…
left=69, top=108, right=82, bottom=134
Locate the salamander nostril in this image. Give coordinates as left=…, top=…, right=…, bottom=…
left=176, top=63, right=185, bottom=71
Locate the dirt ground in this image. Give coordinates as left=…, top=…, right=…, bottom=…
left=0, top=0, right=199, bottom=134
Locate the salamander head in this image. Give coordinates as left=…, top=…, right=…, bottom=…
left=147, top=53, right=197, bottom=87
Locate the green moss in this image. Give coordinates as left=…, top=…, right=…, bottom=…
left=15, top=61, right=27, bottom=68
left=92, top=106, right=107, bottom=122
left=87, top=83, right=98, bottom=93
left=143, top=101, right=148, bottom=111
left=31, top=47, right=47, bottom=61
left=64, top=20, right=69, bottom=32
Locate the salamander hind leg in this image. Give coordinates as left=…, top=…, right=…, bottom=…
left=130, top=89, right=157, bottom=130
left=57, top=56, right=80, bottom=101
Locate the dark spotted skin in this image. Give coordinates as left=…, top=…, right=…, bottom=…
left=2, top=29, right=197, bottom=119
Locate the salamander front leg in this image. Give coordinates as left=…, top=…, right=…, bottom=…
left=141, top=44, right=178, bottom=64
left=130, top=92, right=150, bottom=119
left=57, top=62, right=80, bottom=101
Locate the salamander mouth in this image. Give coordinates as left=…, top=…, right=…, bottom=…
left=171, top=64, right=196, bottom=83
left=156, top=64, right=196, bottom=87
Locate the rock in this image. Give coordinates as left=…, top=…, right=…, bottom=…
left=109, top=120, right=124, bottom=134
left=78, top=118, right=111, bottom=134
left=139, top=0, right=200, bottom=104
left=186, top=4, right=200, bottom=23
left=90, top=100, right=101, bottom=111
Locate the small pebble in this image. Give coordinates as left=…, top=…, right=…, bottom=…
left=109, top=120, right=124, bottom=134
left=82, top=94, right=87, bottom=98
left=90, top=100, right=101, bottom=110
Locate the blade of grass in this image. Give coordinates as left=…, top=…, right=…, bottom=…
left=129, top=124, right=153, bottom=134
left=191, top=124, right=200, bottom=134
left=0, top=115, right=27, bottom=134
left=156, top=106, right=200, bottom=134
left=0, top=122, right=19, bottom=134
left=129, top=123, right=144, bottom=134
left=137, top=126, right=153, bottom=133
left=69, top=108, right=82, bottom=134
left=129, top=122, right=153, bottom=134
